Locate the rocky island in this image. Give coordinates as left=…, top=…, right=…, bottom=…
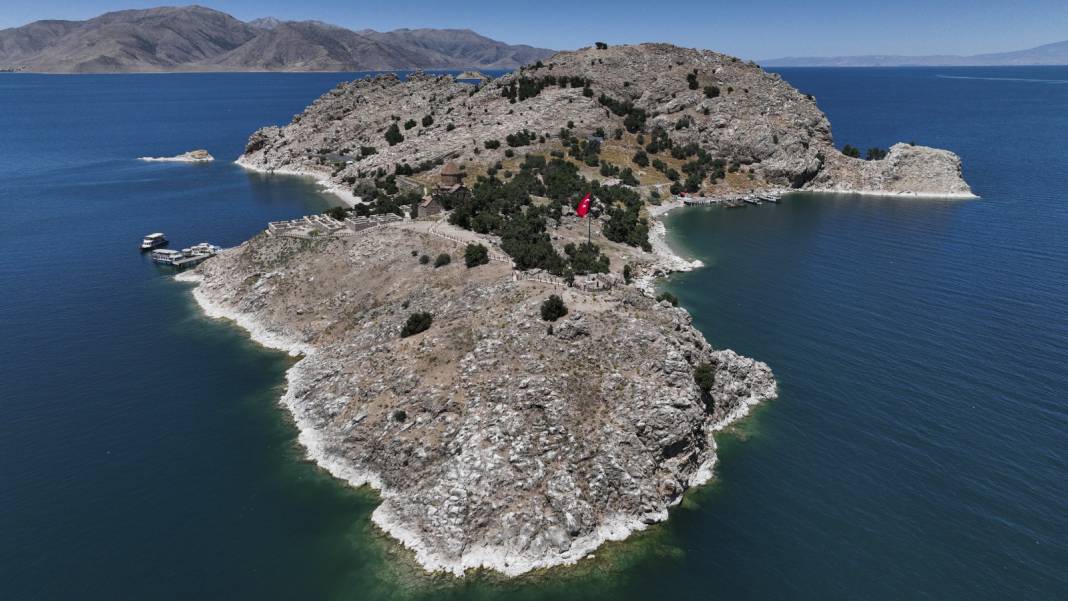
left=140, top=149, right=214, bottom=163
left=183, top=43, right=972, bottom=577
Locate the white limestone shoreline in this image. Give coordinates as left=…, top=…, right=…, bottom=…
left=636, top=199, right=704, bottom=295
left=802, top=187, right=979, bottom=199
left=235, top=156, right=362, bottom=207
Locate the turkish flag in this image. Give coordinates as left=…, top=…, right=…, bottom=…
left=576, top=193, right=591, bottom=217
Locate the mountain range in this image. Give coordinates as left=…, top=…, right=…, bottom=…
left=763, top=39, right=1068, bottom=67
left=0, top=5, right=554, bottom=73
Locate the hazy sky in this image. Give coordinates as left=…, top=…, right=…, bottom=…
left=1, top=0, right=1065, bottom=60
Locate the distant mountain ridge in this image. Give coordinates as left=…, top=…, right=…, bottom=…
left=0, top=5, right=554, bottom=72
left=763, top=39, right=1068, bottom=67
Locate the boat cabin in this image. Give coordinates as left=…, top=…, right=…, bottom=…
left=140, top=232, right=168, bottom=250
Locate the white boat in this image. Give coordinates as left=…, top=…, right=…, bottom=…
left=182, top=243, right=220, bottom=257
left=150, top=249, right=183, bottom=265
left=140, top=232, right=168, bottom=251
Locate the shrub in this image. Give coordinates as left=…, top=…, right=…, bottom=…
left=623, top=263, right=633, bottom=284
left=693, top=362, right=716, bottom=396
left=687, top=72, right=699, bottom=90
left=464, top=243, right=489, bottom=267
left=506, top=129, right=535, bottom=147
left=422, top=114, right=434, bottom=127
left=866, top=147, right=888, bottom=161
left=632, top=150, right=649, bottom=167
left=541, top=294, right=568, bottom=321
left=446, top=123, right=455, bottom=131
left=360, top=146, right=377, bottom=156
left=504, top=148, right=515, bottom=158
left=595, top=41, right=608, bottom=50
left=484, top=139, right=501, bottom=149
left=842, top=144, right=861, bottom=158
left=400, top=312, right=433, bottom=337
left=656, top=291, right=679, bottom=306
left=703, top=85, right=720, bottom=98
left=385, top=123, right=404, bottom=146
left=404, top=119, right=417, bottom=130
left=419, top=254, right=430, bottom=265
left=433, top=253, right=451, bottom=268
left=564, top=241, right=610, bottom=274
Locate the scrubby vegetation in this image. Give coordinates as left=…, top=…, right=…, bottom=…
left=401, top=312, right=433, bottom=337
left=866, top=147, right=888, bottom=160
left=540, top=295, right=568, bottom=321
left=464, top=243, right=489, bottom=268
left=597, top=94, right=647, bottom=133
left=324, top=206, right=348, bottom=221
left=656, top=291, right=679, bottom=306
left=501, top=75, right=591, bottom=103
left=447, top=155, right=644, bottom=271
left=564, top=242, right=610, bottom=274
left=693, top=362, right=716, bottom=399
left=385, top=123, right=404, bottom=146
left=434, top=253, right=452, bottom=268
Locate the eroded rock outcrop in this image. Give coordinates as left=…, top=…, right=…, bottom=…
left=805, top=143, right=974, bottom=197
left=180, top=226, right=775, bottom=576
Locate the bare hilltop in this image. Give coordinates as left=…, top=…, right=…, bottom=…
left=182, top=43, right=973, bottom=577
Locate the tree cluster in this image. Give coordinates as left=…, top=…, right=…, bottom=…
left=597, top=94, right=647, bottom=133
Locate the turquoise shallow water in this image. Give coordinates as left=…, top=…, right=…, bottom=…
left=1, top=68, right=1066, bottom=599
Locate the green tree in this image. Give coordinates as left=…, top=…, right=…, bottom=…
left=464, top=243, right=489, bottom=268
left=842, top=144, right=861, bottom=158
left=404, top=119, right=417, bottom=130
left=632, top=150, right=649, bottom=167
left=433, top=253, right=451, bottom=268
left=385, top=123, right=404, bottom=146
left=866, top=147, right=888, bottom=161
left=422, top=114, right=434, bottom=127
left=541, top=294, right=568, bottom=321
left=694, top=362, right=716, bottom=397
left=703, top=85, right=720, bottom=99
left=324, top=206, right=347, bottom=221
left=656, top=291, right=679, bottom=306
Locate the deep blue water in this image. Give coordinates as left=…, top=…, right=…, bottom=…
left=1, top=67, right=1065, bottom=600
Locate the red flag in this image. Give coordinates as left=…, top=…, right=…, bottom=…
left=576, top=193, right=591, bottom=218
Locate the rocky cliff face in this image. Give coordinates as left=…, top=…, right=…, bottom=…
left=181, top=226, right=775, bottom=576
left=238, top=43, right=972, bottom=197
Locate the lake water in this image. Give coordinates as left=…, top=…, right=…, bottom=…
left=1, top=68, right=1065, bottom=600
